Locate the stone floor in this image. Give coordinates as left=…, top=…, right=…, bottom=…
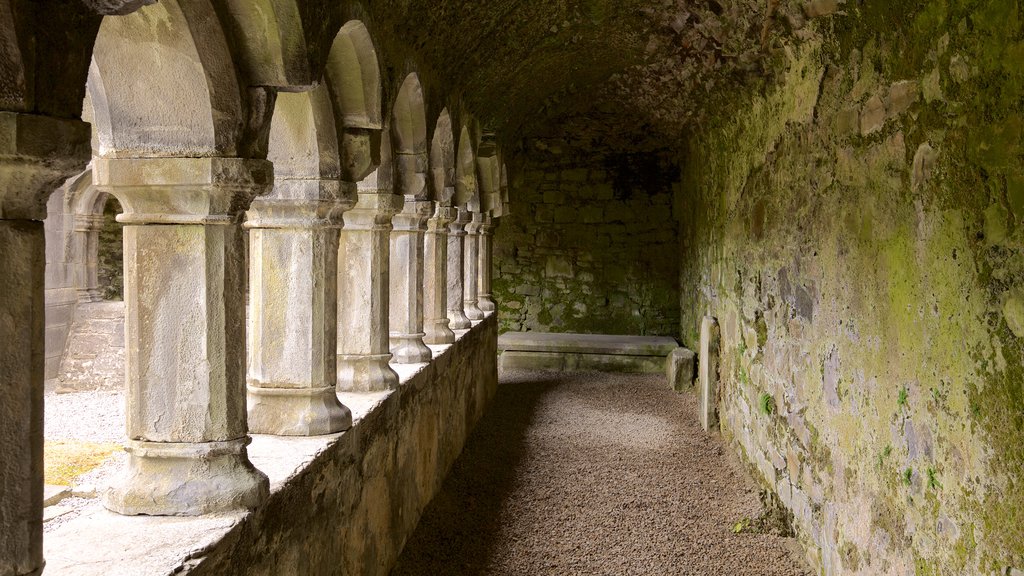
left=393, top=369, right=811, bottom=576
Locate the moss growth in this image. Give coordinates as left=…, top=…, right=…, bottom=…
left=44, top=440, right=120, bottom=486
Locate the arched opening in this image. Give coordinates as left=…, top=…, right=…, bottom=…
left=42, top=0, right=254, bottom=522
left=430, top=108, right=455, bottom=204
left=392, top=73, right=429, bottom=200
left=325, top=20, right=382, bottom=131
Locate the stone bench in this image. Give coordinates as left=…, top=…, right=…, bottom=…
left=498, top=331, right=679, bottom=373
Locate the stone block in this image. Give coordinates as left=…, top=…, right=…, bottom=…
left=666, top=347, right=696, bottom=391
left=699, top=316, right=721, bottom=433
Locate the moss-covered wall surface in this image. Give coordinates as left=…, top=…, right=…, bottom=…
left=494, top=161, right=679, bottom=336
left=681, top=2, right=1024, bottom=574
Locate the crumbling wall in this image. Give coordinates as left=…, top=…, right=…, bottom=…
left=494, top=158, right=679, bottom=336
left=681, top=3, right=1024, bottom=573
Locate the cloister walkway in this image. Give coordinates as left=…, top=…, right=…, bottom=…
left=393, top=370, right=812, bottom=576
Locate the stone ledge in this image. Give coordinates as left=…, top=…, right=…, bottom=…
left=498, top=332, right=677, bottom=374
left=42, top=314, right=498, bottom=576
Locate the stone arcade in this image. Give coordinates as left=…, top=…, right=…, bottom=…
left=4, top=1, right=1024, bottom=575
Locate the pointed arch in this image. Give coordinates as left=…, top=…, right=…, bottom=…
left=430, top=108, right=455, bottom=205
left=88, top=0, right=244, bottom=157
left=392, top=73, right=427, bottom=155
left=454, top=121, right=480, bottom=210
left=325, top=20, right=382, bottom=130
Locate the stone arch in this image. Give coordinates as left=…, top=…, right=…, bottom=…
left=430, top=108, right=455, bottom=205
left=325, top=19, right=383, bottom=184
left=217, top=0, right=346, bottom=89
left=455, top=121, right=480, bottom=210
left=392, top=73, right=428, bottom=156
left=325, top=20, right=382, bottom=131
left=87, top=0, right=245, bottom=158
left=391, top=73, right=429, bottom=199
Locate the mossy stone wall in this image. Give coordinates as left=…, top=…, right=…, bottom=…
left=494, top=161, right=679, bottom=336
left=680, top=2, right=1024, bottom=573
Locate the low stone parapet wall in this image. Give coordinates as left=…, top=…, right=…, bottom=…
left=498, top=331, right=678, bottom=373
left=44, top=314, right=498, bottom=576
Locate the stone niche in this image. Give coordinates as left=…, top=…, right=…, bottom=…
left=43, top=315, right=499, bottom=576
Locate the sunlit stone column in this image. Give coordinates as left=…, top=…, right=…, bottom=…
left=389, top=197, right=432, bottom=363
left=337, top=184, right=401, bottom=391
left=95, top=157, right=270, bottom=516
left=447, top=208, right=471, bottom=330
left=463, top=211, right=484, bottom=322
left=245, top=180, right=355, bottom=436
left=72, top=213, right=103, bottom=302
left=0, top=112, right=89, bottom=576
left=477, top=213, right=496, bottom=313
left=424, top=201, right=456, bottom=344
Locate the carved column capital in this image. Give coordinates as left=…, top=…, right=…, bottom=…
left=93, top=157, right=273, bottom=224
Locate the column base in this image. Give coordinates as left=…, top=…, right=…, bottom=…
left=247, top=385, right=352, bottom=436
left=465, top=301, right=484, bottom=321
left=424, top=318, right=456, bottom=345
left=337, top=353, right=399, bottom=392
left=389, top=333, right=433, bottom=364
left=478, top=295, right=496, bottom=312
left=103, top=438, right=268, bottom=516
left=448, top=309, right=472, bottom=330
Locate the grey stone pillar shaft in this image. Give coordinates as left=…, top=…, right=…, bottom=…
left=337, top=191, right=400, bottom=392
left=95, top=157, right=270, bottom=516
left=245, top=182, right=354, bottom=436
left=0, top=111, right=90, bottom=576
left=73, top=214, right=102, bottom=302
left=446, top=209, right=471, bottom=330
left=477, top=214, right=496, bottom=313
left=389, top=199, right=432, bottom=363
left=423, top=203, right=455, bottom=344
left=464, top=212, right=484, bottom=321
left=0, top=220, right=46, bottom=576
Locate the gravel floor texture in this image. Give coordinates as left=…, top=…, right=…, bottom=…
left=393, top=369, right=812, bottom=576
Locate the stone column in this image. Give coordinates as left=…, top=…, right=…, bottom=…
left=477, top=213, right=496, bottom=313
left=73, top=213, right=103, bottom=302
left=463, top=211, right=484, bottom=322
left=337, top=190, right=401, bottom=392
left=388, top=198, right=432, bottom=363
left=446, top=208, right=471, bottom=330
left=0, top=112, right=89, bottom=576
left=95, top=157, right=270, bottom=516
left=423, top=202, right=456, bottom=344
left=245, top=180, right=354, bottom=436
left=699, top=316, right=721, bottom=433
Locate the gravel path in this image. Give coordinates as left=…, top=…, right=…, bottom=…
left=393, top=369, right=811, bottom=576
left=45, top=390, right=124, bottom=443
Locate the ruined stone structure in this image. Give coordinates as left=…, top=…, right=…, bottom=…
left=2, top=1, right=1024, bottom=575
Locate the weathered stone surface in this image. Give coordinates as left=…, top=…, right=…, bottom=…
left=446, top=208, right=472, bottom=330
left=56, top=302, right=124, bottom=393
left=424, top=203, right=456, bottom=345
left=500, top=350, right=667, bottom=374
left=498, top=332, right=677, bottom=374
left=698, top=317, right=720, bottom=433
left=463, top=212, right=484, bottom=322
left=40, top=316, right=499, bottom=576
left=93, top=157, right=271, bottom=516
left=499, top=332, right=678, bottom=356
left=389, top=199, right=432, bottom=364
left=0, top=219, right=46, bottom=576
left=493, top=163, right=679, bottom=336
left=337, top=189, right=400, bottom=392
left=666, top=347, right=696, bottom=392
